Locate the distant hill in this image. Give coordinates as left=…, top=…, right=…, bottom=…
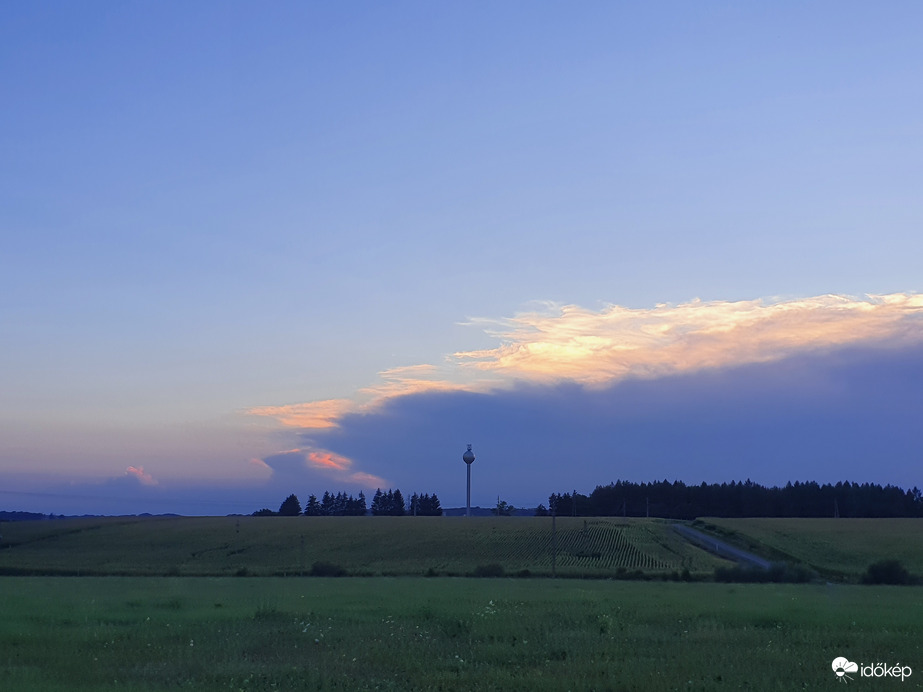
left=0, top=511, right=46, bottom=522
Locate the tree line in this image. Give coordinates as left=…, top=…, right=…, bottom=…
left=540, top=480, right=923, bottom=519
left=254, top=489, right=442, bottom=517
left=253, top=479, right=922, bottom=519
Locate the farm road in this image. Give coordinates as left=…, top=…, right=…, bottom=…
left=672, top=524, right=772, bottom=569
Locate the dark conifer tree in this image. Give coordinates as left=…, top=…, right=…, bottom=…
left=391, top=489, right=406, bottom=516
left=304, top=494, right=322, bottom=516
left=371, top=489, right=386, bottom=516
left=278, top=494, right=301, bottom=516
left=321, top=491, right=334, bottom=516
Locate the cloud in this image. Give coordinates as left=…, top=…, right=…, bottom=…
left=306, top=341, right=923, bottom=505
left=242, top=292, right=923, bottom=505
left=307, top=451, right=350, bottom=471
left=257, top=447, right=389, bottom=490
left=248, top=457, right=272, bottom=474
left=8, top=294, right=920, bottom=516
left=124, top=466, right=157, bottom=486
left=251, top=294, right=923, bottom=432
left=246, top=400, right=354, bottom=429
left=454, top=293, right=923, bottom=384
left=359, top=364, right=473, bottom=401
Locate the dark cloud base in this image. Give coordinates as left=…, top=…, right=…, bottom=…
left=311, top=342, right=923, bottom=507
left=5, top=342, right=919, bottom=516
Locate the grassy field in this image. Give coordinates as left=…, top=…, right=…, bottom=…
left=694, top=518, right=923, bottom=579
left=2, top=576, right=921, bottom=691
left=0, top=516, right=732, bottom=578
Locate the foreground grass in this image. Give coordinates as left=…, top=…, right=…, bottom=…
left=1, top=577, right=921, bottom=691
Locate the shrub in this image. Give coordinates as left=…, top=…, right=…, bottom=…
left=310, top=561, right=347, bottom=577
left=863, top=559, right=912, bottom=585
left=472, top=563, right=505, bottom=578
left=715, top=563, right=816, bottom=583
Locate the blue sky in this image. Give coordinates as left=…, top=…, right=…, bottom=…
left=2, top=2, right=922, bottom=515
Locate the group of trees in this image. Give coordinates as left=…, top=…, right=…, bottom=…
left=305, top=491, right=368, bottom=516
left=254, top=489, right=441, bottom=517
left=370, top=489, right=442, bottom=516
left=256, top=479, right=923, bottom=519
left=540, top=480, right=923, bottom=519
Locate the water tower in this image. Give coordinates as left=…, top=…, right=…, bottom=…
left=463, top=444, right=475, bottom=517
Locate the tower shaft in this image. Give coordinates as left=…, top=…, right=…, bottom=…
left=466, top=464, right=471, bottom=517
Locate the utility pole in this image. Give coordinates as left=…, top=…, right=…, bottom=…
left=551, top=509, right=557, bottom=578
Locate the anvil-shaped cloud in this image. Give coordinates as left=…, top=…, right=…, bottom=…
left=252, top=293, right=923, bottom=424
left=455, top=293, right=923, bottom=384
left=248, top=293, right=923, bottom=501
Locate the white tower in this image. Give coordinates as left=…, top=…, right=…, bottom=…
left=463, top=444, right=475, bottom=517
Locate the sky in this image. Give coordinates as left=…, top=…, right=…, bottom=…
left=2, top=2, right=922, bottom=515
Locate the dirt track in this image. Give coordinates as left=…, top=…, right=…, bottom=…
left=672, top=524, right=771, bottom=569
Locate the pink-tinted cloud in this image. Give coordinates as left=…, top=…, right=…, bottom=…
left=454, top=293, right=923, bottom=384
left=359, top=364, right=477, bottom=400
left=347, top=471, right=391, bottom=486
left=257, top=447, right=389, bottom=490
left=248, top=457, right=272, bottom=474
left=248, top=367, right=482, bottom=433
left=248, top=292, right=923, bottom=436
left=125, top=466, right=157, bottom=486
left=307, top=451, right=351, bottom=471
left=246, top=399, right=354, bottom=429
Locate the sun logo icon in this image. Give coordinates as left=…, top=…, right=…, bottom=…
left=832, top=657, right=859, bottom=683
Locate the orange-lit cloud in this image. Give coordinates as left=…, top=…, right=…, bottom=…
left=248, top=292, right=923, bottom=432
left=454, top=293, right=923, bottom=384
left=249, top=367, right=483, bottom=432
left=359, top=364, right=475, bottom=400
left=257, top=447, right=389, bottom=490
left=307, top=451, right=351, bottom=471
left=247, top=399, right=354, bottom=429
left=125, top=465, right=157, bottom=486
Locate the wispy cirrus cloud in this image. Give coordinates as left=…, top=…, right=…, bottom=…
left=247, top=365, right=484, bottom=430
left=246, top=400, right=353, bottom=429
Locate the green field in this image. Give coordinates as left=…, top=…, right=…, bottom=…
left=2, top=576, right=921, bottom=691
left=0, top=516, right=732, bottom=578
left=2, top=517, right=922, bottom=689
left=695, top=518, right=923, bottom=579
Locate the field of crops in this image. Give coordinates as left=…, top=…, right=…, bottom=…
left=0, top=515, right=731, bottom=577
left=2, top=576, right=920, bottom=691
left=696, top=518, right=923, bottom=579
